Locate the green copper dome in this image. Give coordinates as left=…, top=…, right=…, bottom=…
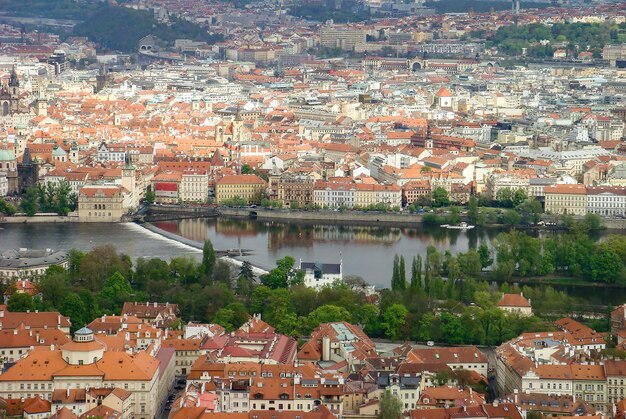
left=0, top=148, right=16, bottom=161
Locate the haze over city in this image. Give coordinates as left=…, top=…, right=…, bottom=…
left=0, top=0, right=625, bottom=418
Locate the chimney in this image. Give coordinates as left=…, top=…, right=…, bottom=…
left=67, top=387, right=70, bottom=397
left=154, top=302, right=157, bottom=308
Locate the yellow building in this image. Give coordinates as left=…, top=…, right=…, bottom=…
left=355, top=183, right=402, bottom=208
left=544, top=184, right=587, bottom=216
left=215, top=174, right=267, bottom=204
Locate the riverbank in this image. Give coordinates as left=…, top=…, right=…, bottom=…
left=219, top=207, right=425, bottom=226
left=488, top=274, right=626, bottom=289
left=0, top=214, right=78, bottom=223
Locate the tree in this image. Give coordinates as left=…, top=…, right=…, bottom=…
left=144, top=185, right=155, bottom=203
left=378, top=390, right=402, bottom=419
left=391, top=254, right=400, bottom=290
left=398, top=256, right=406, bottom=290
left=512, top=189, right=528, bottom=207
left=502, top=209, right=521, bottom=226
left=169, top=256, right=200, bottom=285
left=432, top=187, right=450, bottom=207
left=588, top=244, right=623, bottom=283
left=20, top=187, right=38, bottom=216
left=467, top=196, right=478, bottom=224
left=213, top=260, right=232, bottom=285
left=496, top=188, right=513, bottom=207
left=239, top=261, right=255, bottom=282
left=213, top=302, right=249, bottom=331
left=411, top=255, right=422, bottom=289
left=7, top=293, right=36, bottom=312
left=98, top=272, right=133, bottom=312
left=0, top=198, right=17, bottom=215
left=200, top=240, right=216, bottom=281
left=78, top=245, right=132, bottom=291
left=38, top=267, right=71, bottom=309
left=517, top=199, right=543, bottom=225
left=447, top=206, right=461, bottom=225
left=583, top=213, right=603, bottom=231
left=382, top=303, right=408, bottom=340
left=261, top=256, right=299, bottom=289
left=60, top=293, right=87, bottom=333
left=134, top=257, right=170, bottom=290
left=344, top=275, right=369, bottom=290
left=307, top=304, right=352, bottom=330
left=440, top=312, right=464, bottom=344
left=478, top=244, right=493, bottom=270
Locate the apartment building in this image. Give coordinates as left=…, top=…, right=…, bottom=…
left=215, top=174, right=267, bottom=204
left=544, top=184, right=588, bottom=216
left=407, top=347, right=488, bottom=377
left=180, top=170, right=209, bottom=203
left=586, top=186, right=626, bottom=217
left=313, top=180, right=356, bottom=208
left=278, top=174, right=315, bottom=207
left=485, top=173, right=530, bottom=200
left=319, top=27, right=366, bottom=52
left=355, top=183, right=402, bottom=208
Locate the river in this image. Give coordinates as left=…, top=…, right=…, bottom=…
left=1, top=218, right=625, bottom=305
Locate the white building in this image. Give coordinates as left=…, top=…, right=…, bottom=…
left=0, top=173, right=7, bottom=196
left=180, top=171, right=208, bottom=203
left=300, top=261, right=342, bottom=289
left=97, top=142, right=126, bottom=163
left=587, top=186, right=626, bottom=217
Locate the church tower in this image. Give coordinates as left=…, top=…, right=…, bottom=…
left=121, top=152, right=137, bottom=205
left=69, top=142, right=80, bottom=164
left=232, top=105, right=244, bottom=143
left=8, top=67, right=19, bottom=114
left=17, top=147, right=38, bottom=194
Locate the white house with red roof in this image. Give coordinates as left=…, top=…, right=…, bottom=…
left=497, top=293, right=532, bottom=316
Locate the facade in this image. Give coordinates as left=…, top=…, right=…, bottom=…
left=544, top=184, right=587, bottom=216
left=0, top=145, right=17, bottom=194
left=215, top=174, right=267, bottom=204
left=586, top=186, right=626, bottom=217
left=300, top=261, right=342, bottom=289
left=77, top=186, right=125, bottom=222
left=0, top=327, right=162, bottom=419
left=355, top=183, right=402, bottom=208
left=313, top=181, right=356, bottom=208
left=17, top=148, right=38, bottom=195
left=180, top=171, right=209, bottom=203
left=278, top=174, right=315, bottom=207
left=319, top=27, right=366, bottom=52
left=97, top=143, right=126, bottom=163
left=497, top=293, right=532, bottom=317
left=121, top=302, right=179, bottom=328
left=0, top=249, right=70, bottom=282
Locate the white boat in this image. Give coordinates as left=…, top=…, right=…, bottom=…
left=440, top=222, right=475, bottom=230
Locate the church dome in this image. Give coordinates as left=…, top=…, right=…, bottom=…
left=74, top=326, right=95, bottom=342
left=52, top=146, right=67, bottom=157
left=0, top=148, right=16, bottom=161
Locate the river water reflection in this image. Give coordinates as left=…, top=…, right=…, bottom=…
left=153, top=218, right=501, bottom=287
left=1, top=218, right=624, bottom=305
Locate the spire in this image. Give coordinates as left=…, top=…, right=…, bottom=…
left=22, top=147, right=32, bottom=165
left=9, top=66, right=18, bottom=87
left=124, top=152, right=134, bottom=169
